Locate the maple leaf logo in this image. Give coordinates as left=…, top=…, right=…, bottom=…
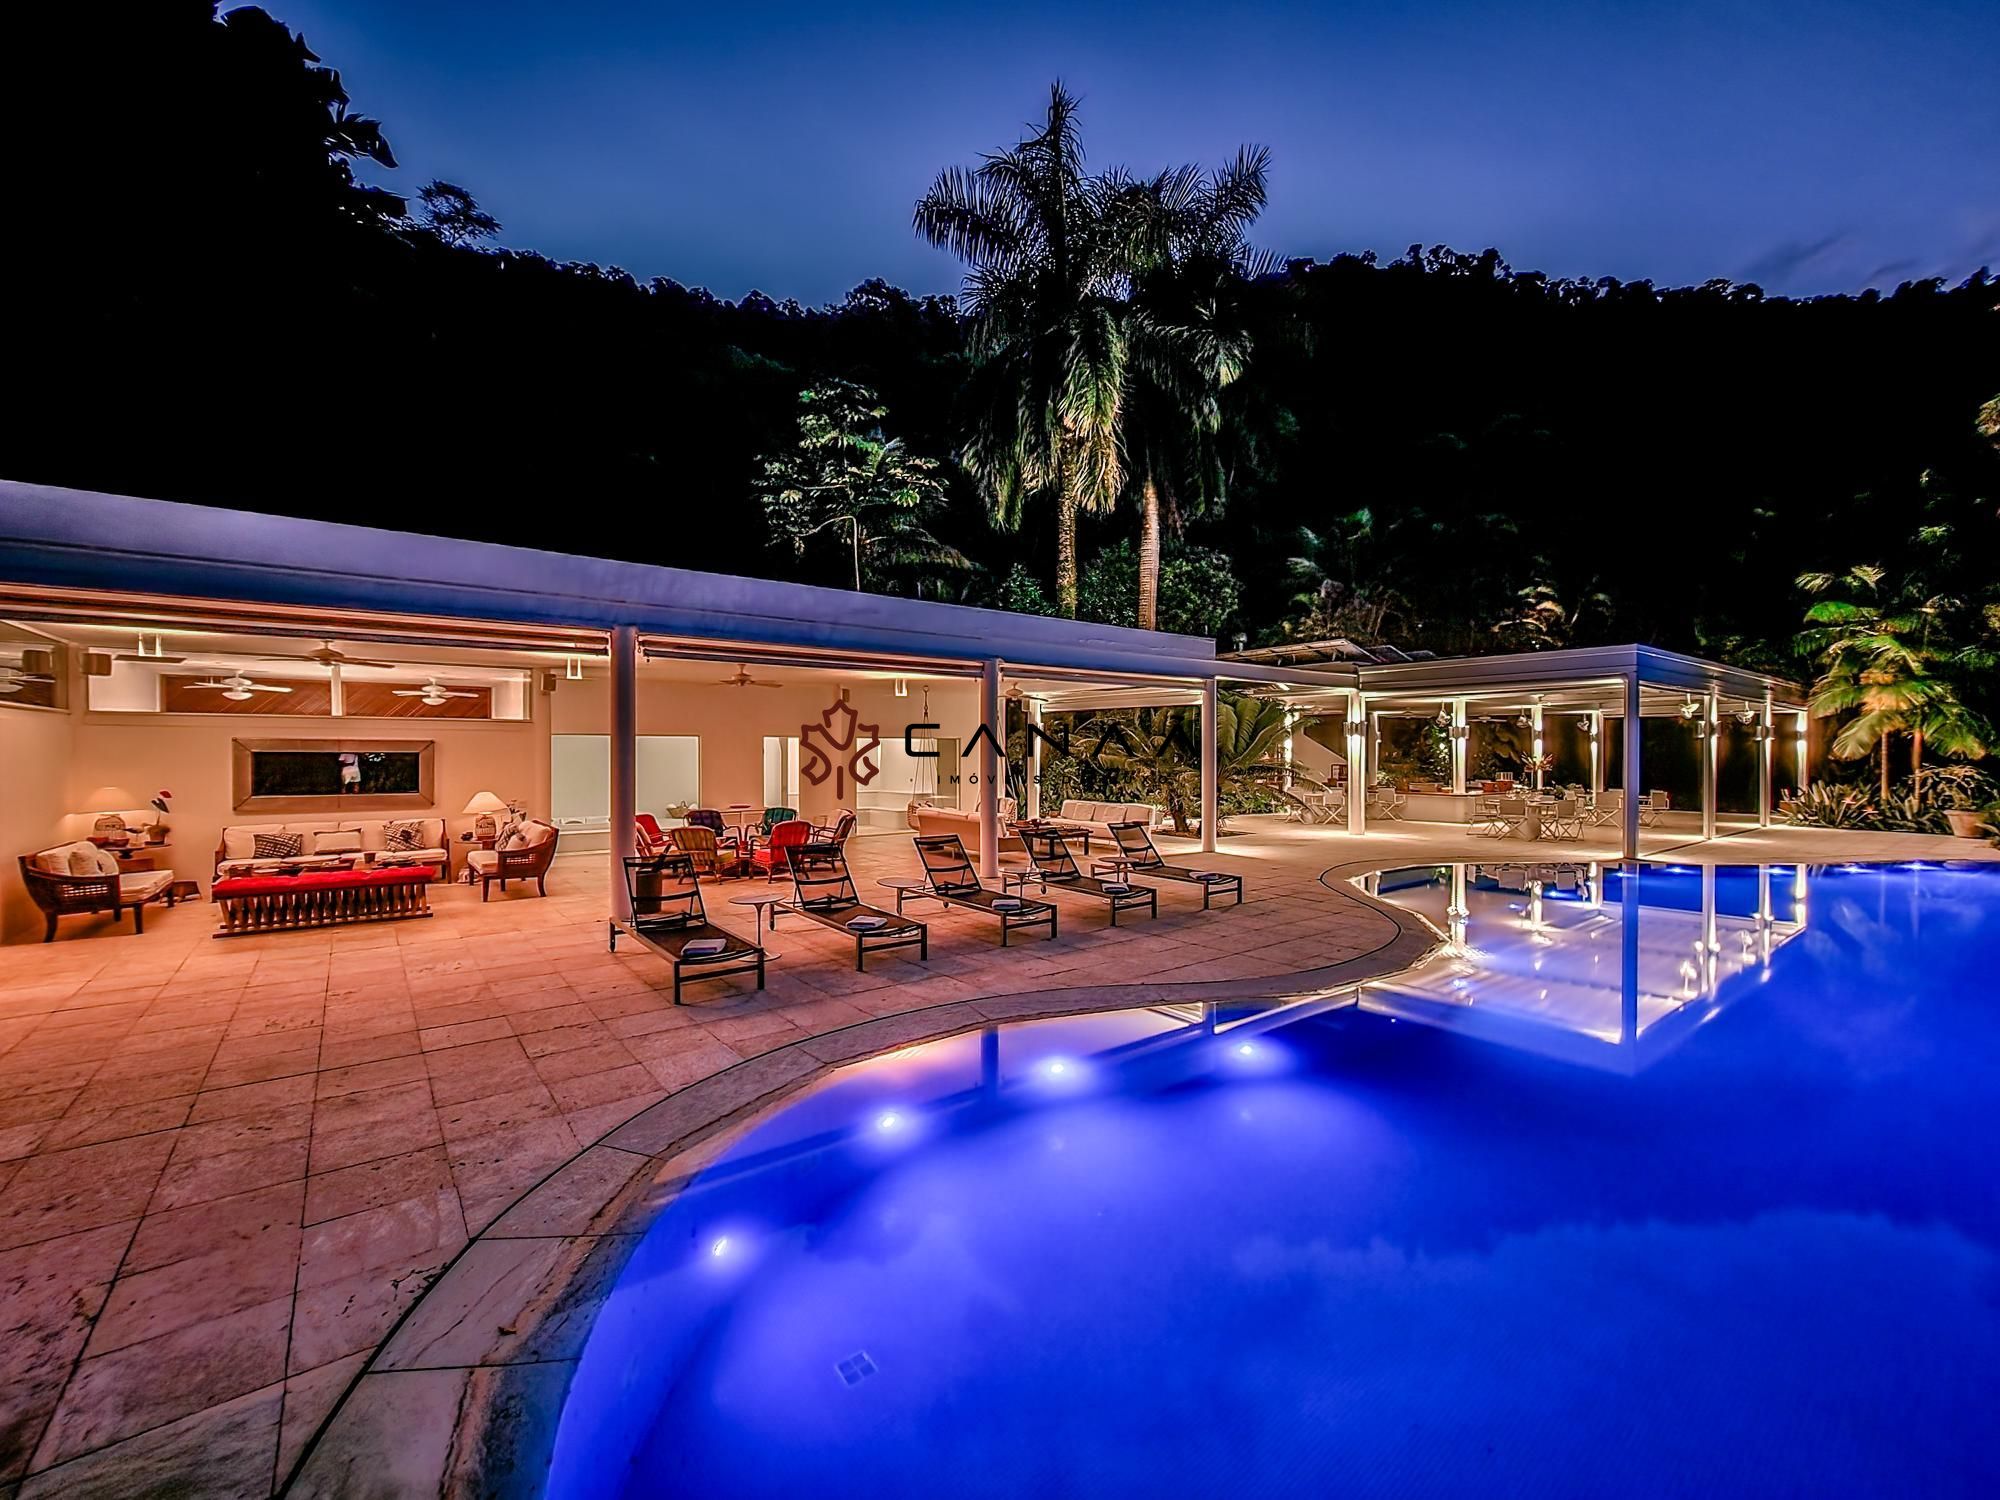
left=800, top=689, right=881, bottom=799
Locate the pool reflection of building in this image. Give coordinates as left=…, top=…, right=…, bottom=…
left=1357, top=862, right=1808, bottom=1071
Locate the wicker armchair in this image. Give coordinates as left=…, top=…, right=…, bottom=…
left=466, top=824, right=560, bottom=901
left=18, top=853, right=179, bottom=941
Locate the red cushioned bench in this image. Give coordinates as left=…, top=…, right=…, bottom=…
left=212, top=866, right=434, bottom=937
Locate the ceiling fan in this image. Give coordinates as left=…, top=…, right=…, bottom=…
left=716, top=664, right=783, bottom=689
left=190, top=671, right=293, bottom=701
left=393, top=676, right=480, bottom=707
left=255, top=639, right=401, bottom=671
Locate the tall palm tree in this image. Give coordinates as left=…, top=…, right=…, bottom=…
left=1797, top=565, right=1992, bottom=799
left=1114, top=150, right=1274, bottom=629
left=1076, top=695, right=1291, bottom=831
left=915, top=84, right=1129, bottom=617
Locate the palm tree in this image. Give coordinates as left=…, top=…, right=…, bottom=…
left=915, top=84, right=1129, bottom=617
left=1797, top=565, right=1992, bottom=799
left=1114, top=150, right=1274, bottom=629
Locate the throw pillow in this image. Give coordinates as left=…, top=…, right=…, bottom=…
left=495, top=816, right=523, bottom=850
left=384, top=821, right=425, bottom=851
left=253, top=832, right=304, bottom=860
left=64, top=843, right=103, bottom=877
left=93, top=846, right=122, bottom=876
left=313, top=830, right=363, bottom=854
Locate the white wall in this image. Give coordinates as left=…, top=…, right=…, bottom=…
left=0, top=705, right=78, bottom=942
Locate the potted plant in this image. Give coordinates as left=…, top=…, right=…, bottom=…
left=147, top=789, right=172, bottom=843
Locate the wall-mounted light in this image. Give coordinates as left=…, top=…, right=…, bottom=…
left=894, top=678, right=909, bottom=698
left=1448, top=725, right=1470, bottom=741
left=1343, top=718, right=1368, bottom=738
left=1581, top=715, right=1599, bottom=738
left=565, top=655, right=584, bottom=681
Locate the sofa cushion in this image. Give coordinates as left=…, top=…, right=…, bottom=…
left=312, top=830, right=363, bottom=854
left=519, top=820, right=555, bottom=849
left=118, top=870, right=174, bottom=902
left=254, top=832, right=305, bottom=860
left=467, top=849, right=499, bottom=875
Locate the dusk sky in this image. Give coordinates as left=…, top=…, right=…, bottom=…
left=276, top=0, right=2000, bottom=304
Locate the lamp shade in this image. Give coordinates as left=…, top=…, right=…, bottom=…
left=77, top=785, right=138, bottom=814
left=462, top=791, right=510, bottom=817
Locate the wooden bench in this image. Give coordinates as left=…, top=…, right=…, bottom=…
left=212, top=867, right=434, bottom=936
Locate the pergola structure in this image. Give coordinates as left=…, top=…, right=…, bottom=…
left=1223, top=642, right=1811, bottom=858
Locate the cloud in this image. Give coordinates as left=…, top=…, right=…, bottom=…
left=1739, top=232, right=1848, bottom=288
left=1861, top=257, right=1918, bottom=288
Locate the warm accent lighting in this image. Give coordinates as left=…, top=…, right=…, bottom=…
left=463, top=789, right=510, bottom=838
left=894, top=678, right=909, bottom=697
left=78, top=785, right=138, bottom=814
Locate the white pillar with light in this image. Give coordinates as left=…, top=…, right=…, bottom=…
left=1757, top=688, right=1774, bottom=829
left=1795, top=710, right=1810, bottom=795
left=1025, top=695, right=1043, bottom=822
left=1346, top=693, right=1368, bottom=836
left=1589, top=710, right=1604, bottom=799
left=1621, top=674, right=1642, bottom=862
left=610, top=625, right=638, bottom=925
left=1449, top=698, right=1468, bottom=794
left=978, top=658, right=1003, bottom=881
left=1530, top=698, right=1545, bottom=791
left=1701, top=687, right=1719, bottom=841
left=1200, top=677, right=1220, bottom=855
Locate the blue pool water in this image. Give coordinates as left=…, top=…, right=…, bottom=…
left=549, top=862, right=2000, bottom=1498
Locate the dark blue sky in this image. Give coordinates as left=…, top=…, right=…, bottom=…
left=276, top=0, right=1999, bottom=304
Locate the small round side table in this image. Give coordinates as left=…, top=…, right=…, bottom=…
left=727, top=891, right=785, bottom=958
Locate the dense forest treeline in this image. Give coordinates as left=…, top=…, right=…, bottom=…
left=5, top=3, right=1997, bottom=677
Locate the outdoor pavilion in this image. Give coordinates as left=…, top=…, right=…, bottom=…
left=1224, top=640, right=1812, bottom=859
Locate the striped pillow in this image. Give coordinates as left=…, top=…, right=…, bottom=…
left=253, top=832, right=304, bottom=860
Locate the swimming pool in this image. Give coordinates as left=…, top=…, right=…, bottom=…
left=548, top=861, right=2000, bottom=1498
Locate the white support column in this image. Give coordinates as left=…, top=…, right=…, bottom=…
left=1701, top=687, right=1719, bottom=842
left=1346, top=692, right=1367, bottom=836
left=1589, top=711, right=1604, bottom=799
left=610, top=625, right=638, bottom=925
left=1795, top=710, right=1811, bottom=796
left=1530, top=699, right=1545, bottom=791
left=1621, top=674, right=1642, bottom=862
left=1757, top=688, right=1774, bottom=829
left=979, top=658, right=1003, bottom=881
left=1200, top=677, right=1219, bottom=855
left=1449, top=698, right=1468, bottom=794
left=1025, top=696, right=1043, bottom=822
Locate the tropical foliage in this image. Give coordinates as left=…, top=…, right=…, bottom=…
left=755, top=382, right=968, bottom=594
left=1072, top=696, right=1292, bottom=832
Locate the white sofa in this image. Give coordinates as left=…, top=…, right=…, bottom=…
left=214, top=817, right=449, bottom=881
left=1052, top=800, right=1165, bottom=840
left=912, top=798, right=1020, bottom=857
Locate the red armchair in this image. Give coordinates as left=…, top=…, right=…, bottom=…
left=749, top=819, right=812, bottom=880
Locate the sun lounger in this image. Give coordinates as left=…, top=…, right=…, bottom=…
left=1021, top=829, right=1156, bottom=924
left=774, top=843, right=927, bottom=971
left=907, top=834, right=1058, bottom=944
left=1105, top=821, right=1244, bottom=909
left=610, top=857, right=764, bottom=1004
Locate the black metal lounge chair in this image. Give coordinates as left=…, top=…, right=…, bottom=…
left=609, top=857, right=764, bottom=1004
left=1105, top=821, right=1244, bottom=909
left=1021, top=829, right=1157, bottom=925
left=905, top=834, right=1058, bottom=944
left=774, top=842, right=927, bottom=971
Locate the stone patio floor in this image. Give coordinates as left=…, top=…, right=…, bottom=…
left=0, top=818, right=1991, bottom=1497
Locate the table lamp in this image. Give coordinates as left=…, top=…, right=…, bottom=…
left=463, top=790, right=510, bottom=839
left=78, top=785, right=139, bottom=839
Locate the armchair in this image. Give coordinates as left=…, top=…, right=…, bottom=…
left=19, top=850, right=179, bottom=940
left=467, top=822, right=559, bottom=901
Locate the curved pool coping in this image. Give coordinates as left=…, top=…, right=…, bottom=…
left=281, top=867, right=1441, bottom=1498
